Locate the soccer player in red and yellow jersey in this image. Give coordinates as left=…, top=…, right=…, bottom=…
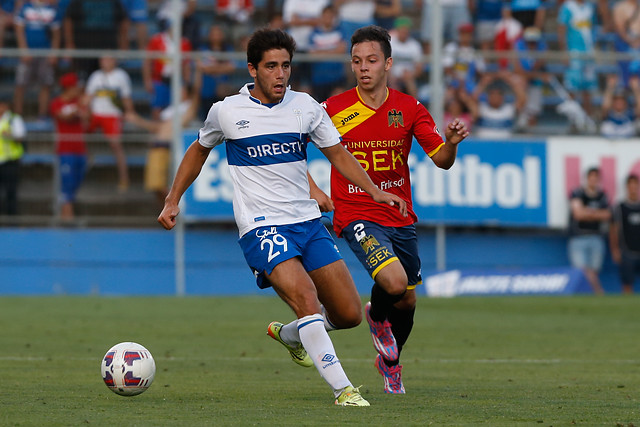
left=313, top=25, right=469, bottom=394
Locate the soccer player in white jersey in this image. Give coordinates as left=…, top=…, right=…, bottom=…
left=157, top=28, right=407, bottom=406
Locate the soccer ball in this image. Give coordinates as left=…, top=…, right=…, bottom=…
left=100, top=342, right=156, bottom=396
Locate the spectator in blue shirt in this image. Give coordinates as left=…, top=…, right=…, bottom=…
left=119, top=0, right=149, bottom=50
left=374, top=0, right=402, bottom=30
left=600, top=74, right=639, bottom=138
left=308, top=5, right=347, bottom=102
left=198, top=24, right=236, bottom=121
left=612, top=0, right=640, bottom=90
left=469, top=0, right=504, bottom=52
left=443, top=23, right=486, bottom=101
left=13, top=0, right=61, bottom=119
left=557, top=0, right=597, bottom=117
left=513, top=26, right=552, bottom=129
left=471, top=72, right=527, bottom=139
left=503, top=0, right=546, bottom=31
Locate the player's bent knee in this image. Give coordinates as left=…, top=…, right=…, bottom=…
left=375, top=268, right=409, bottom=296
left=382, top=279, right=408, bottom=297
left=286, top=291, right=322, bottom=318
left=327, top=303, right=362, bottom=329
left=332, top=311, right=361, bottom=329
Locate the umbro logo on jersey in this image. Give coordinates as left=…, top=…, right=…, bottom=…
left=236, top=120, right=250, bottom=129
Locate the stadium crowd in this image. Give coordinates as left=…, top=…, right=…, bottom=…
left=0, top=0, right=638, bottom=134
left=0, top=0, right=638, bottom=293
left=0, top=0, right=639, bottom=220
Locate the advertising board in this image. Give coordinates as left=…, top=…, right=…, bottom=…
left=546, top=137, right=640, bottom=228
left=183, top=133, right=551, bottom=226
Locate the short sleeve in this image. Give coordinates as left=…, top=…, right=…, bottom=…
left=413, top=101, right=445, bottom=157
left=600, top=192, right=609, bottom=207
left=118, top=69, right=132, bottom=97
left=85, top=73, right=98, bottom=96
left=198, top=101, right=226, bottom=148
left=308, top=100, right=341, bottom=149
left=569, top=188, right=581, bottom=201
left=11, top=115, right=26, bottom=139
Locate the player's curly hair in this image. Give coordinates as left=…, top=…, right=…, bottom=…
left=351, top=25, right=392, bottom=60
left=247, top=28, right=296, bottom=68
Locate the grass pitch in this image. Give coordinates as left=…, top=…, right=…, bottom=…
left=0, top=295, right=638, bottom=426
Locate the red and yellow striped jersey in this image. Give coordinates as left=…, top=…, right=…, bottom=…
left=323, top=87, right=444, bottom=235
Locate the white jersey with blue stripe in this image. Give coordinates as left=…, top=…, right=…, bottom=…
left=198, top=83, right=341, bottom=237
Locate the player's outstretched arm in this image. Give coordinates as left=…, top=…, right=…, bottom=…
left=319, top=143, right=407, bottom=217
left=431, top=118, right=469, bottom=170
left=158, top=141, right=212, bottom=230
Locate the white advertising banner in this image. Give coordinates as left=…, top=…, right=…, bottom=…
left=546, top=137, right=640, bottom=228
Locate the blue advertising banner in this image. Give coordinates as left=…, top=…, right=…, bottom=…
left=412, top=139, right=548, bottom=226
left=182, top=132, right=548, bottom=226
left=423, top=267, right=592, bottom=297
left=182, top=131, right=235, bottom=221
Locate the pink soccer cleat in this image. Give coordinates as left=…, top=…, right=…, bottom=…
left=364, top=301, right=398, bottom=361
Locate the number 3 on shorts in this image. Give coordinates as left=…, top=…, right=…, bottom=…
left=260, top=233, right=289, bottom=262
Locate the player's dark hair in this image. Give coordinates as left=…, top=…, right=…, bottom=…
left=351, top=25, right=392, bottom=59
left=247, top=28, right=296, bottom=68
left=587, top=167, right=600, bottom=177
left=627, top=173, right=639, bottom=184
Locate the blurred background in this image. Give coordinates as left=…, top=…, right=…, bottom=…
left=0, top=0, right=638, bottom=295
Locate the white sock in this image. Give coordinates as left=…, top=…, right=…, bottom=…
left=279, top=320, right=300, bottom=345
left=279, top=305, right=337, bottom=345
left=297, top=313, right=351, bottom=396
left=321, top=305, right=337, bottom=332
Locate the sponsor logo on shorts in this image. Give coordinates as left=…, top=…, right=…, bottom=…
left=367, top=248, right=393, bottom=269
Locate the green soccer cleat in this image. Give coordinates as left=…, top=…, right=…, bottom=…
left=267, top=321, right=313, bottom=368
left=335, top=385, right=370, bottom=406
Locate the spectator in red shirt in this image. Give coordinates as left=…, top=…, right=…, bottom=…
left=50, top=72, right=88, bottom=220
left=142, top=18, right=193, bottom=120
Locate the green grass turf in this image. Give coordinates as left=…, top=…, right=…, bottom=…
left=0, top=295, right=638, bottom=426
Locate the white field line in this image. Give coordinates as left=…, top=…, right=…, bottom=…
left=1, top=356, right=639, bottom=364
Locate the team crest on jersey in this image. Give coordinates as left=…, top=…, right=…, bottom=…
left=359, top=235, right=380, bottom=254
left=388, top=109, right=404, bottom=128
